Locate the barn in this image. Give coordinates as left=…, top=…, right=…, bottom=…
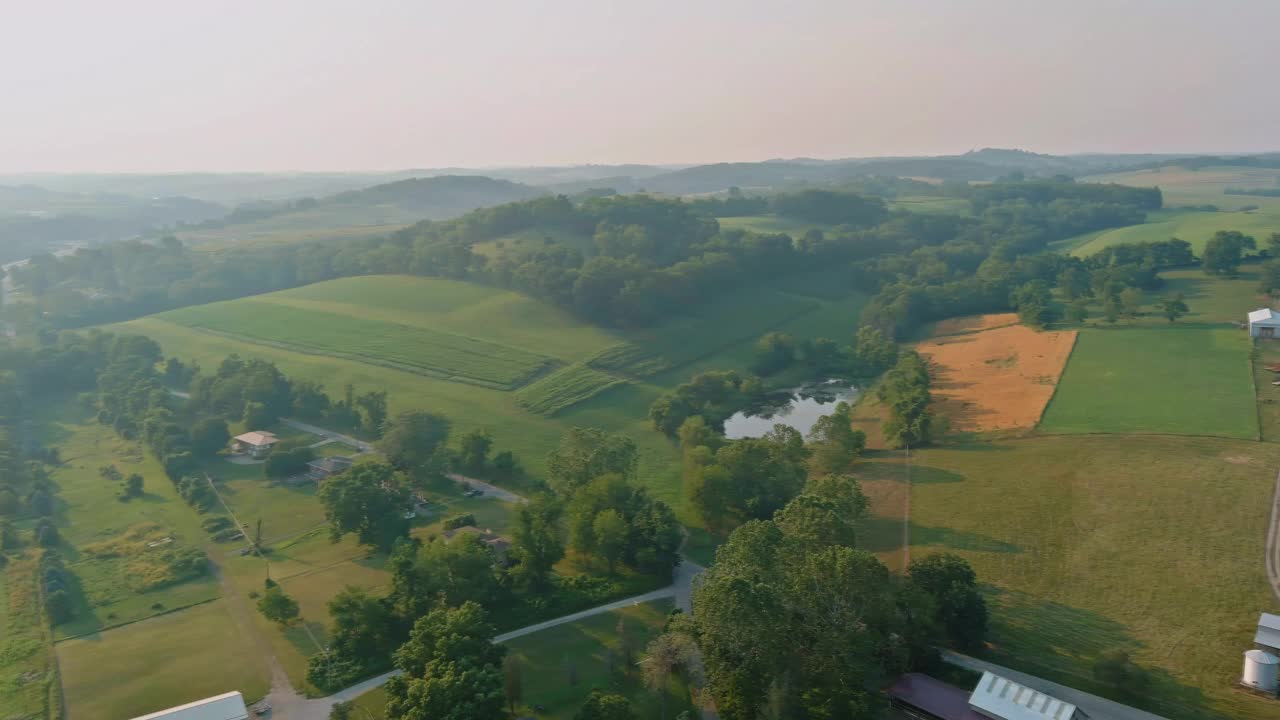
left=129, top=691, right=249, bottom=720
left=1248, top=308, right=1280, bottom=338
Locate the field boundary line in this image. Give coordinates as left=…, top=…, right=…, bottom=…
left=1266, top=467, right=1280, bottom=602
left=1250, top=339, right=1264, bottom=442
left=53, top=597, right=220, bottom=643
left=1031, top=329, right=1080, bottom=431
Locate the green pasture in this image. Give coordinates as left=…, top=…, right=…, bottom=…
left=1251, top=338, right=1280, bottom=443
left=56, top=599, right=270, bottom=719
left=158, top=300, right=556, bottom=390
left=908, top=434, right=1280, bottom=720
left=30, top=403, right=225, bottom=637
left=1059, top=208, right=1280, bottom=257
left=716, top=214, right=832, bottom=235
left=471, top=225, right=596, bottom=260
left=1039, top=327, right=1256, bottom=438
left=886, top=195, right=970, bottom=215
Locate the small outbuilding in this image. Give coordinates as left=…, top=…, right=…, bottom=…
left=231, top=431, right=279, bottom=459
left=306, top=455, right=353, bottom=481
left=1256, top=612, right=1280, bottom=652
left=129, top=691, right=249, bottom=720
left=1248, top=308, right=1280, bottom=338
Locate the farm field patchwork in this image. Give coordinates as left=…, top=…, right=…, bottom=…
left=56, top=599, right=270, bottom=720
left=1086, top=165, right=1280, bottom=211
left=916, top=321, right=1077, bottom=433
left=907, top=434, right=1280, bottom=720
left=111, top=274, right=870, bottom=511
left=1038, top=327, right=1256, bottom=438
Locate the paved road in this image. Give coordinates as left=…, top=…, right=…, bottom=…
left=1266, top=469, right=1280, bottom=602
left=447, top=473, right=527, bottom=503
left=942, top=651, right=1169, bottom=720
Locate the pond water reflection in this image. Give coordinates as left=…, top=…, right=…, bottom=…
left=723, top=381, right=860, bottom=439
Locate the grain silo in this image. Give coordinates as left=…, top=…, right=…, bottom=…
left=1242, top=649, right=1280, bottom=695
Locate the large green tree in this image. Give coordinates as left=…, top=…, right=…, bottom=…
left=317, top=461, right=410, bottom=550
left=806, top=402, right=865, bottom=474
left=386, top=602, right=506, bottom=720
left=1202, top=230, right=1256, bottom=277
left=509, top=493, right=566, bottom=591
left=380, top=411, right=452, bottom=473
left=546, top=427, right=638, bottom=493
left=906, top=553, right=988, bottom=652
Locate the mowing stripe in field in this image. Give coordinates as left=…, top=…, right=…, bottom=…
left=158, top=300, right=556, bottom=389
left=1038, top=326, right=1257, bottom=439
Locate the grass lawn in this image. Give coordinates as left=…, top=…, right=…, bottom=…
left=56, top=599, right=270, bottom=719
left=500, top=599, right=691, bottom=720
left=716, top=214, right=832, bottom=235
left=1038, top=326, right=1257, bottom=439
left=907, top=435, right=1280, bottom=720
left=1251, top=338, right=1280, bottom=442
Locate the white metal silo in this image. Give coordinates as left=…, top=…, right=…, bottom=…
left=1243, top=649, right=1280, bottom=694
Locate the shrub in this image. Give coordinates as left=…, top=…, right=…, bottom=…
left=443, top=513, right=477, bottom=531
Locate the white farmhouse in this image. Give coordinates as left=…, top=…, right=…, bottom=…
left=1248, top=308, right=1280, bottom=338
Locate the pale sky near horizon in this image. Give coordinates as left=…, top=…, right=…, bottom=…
left=2, top=0, right=1277, bottom=173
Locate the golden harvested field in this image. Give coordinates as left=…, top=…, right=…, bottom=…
left=932, top=312, right=1019, bottom=337
left=917, top=322, right=1077, bottom=432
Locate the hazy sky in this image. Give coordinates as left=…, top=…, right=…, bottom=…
left=3, top=0, right=1277, bottom=172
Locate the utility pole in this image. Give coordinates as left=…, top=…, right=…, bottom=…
left=902, top=440, right=911, bottom=570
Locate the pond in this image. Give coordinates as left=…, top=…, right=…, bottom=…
left=723, top=381, right=860, bottom=439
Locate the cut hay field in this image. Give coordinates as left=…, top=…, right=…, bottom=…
left=917, top=322, right=1076, bottom=433
left=1038, top=327, right=1257, bottom=439
left=906, top=434, right=1280, bottom=720
left=110, top=274, right=870, bottom=510
left=56, top=599, right=270, bottom=720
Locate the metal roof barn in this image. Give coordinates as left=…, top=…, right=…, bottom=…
left=129, top=691, right=249, bottom=720
left=1256, top=612, right=1280, bottom=651
left=968, top=672, right=1084, bottom=720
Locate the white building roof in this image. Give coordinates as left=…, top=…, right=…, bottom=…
left=969, top=672, right=1078, bottom=720
left=1256, top=612, right=1280, bottom=650
left=1248, top=308, right=1280, bottom=324
left=129, top=691, right=249, bottom=720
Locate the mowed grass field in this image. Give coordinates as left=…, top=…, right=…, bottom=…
left=56, top=599, right=269, bottom=720
left=110, top=274, right=869, bottom=510
left=1039, top=327, right=1257, bottom=439
left=1058, top=208, right=1280, bottom=257
left=906, top=435, right=1280, bottom=720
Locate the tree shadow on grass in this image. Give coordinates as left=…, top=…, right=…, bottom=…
left=984, top=586, right=1219, bottom=720
left=855, top=461, right=966, bottom=485
left=858, top=517, right=1020, bottom=555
